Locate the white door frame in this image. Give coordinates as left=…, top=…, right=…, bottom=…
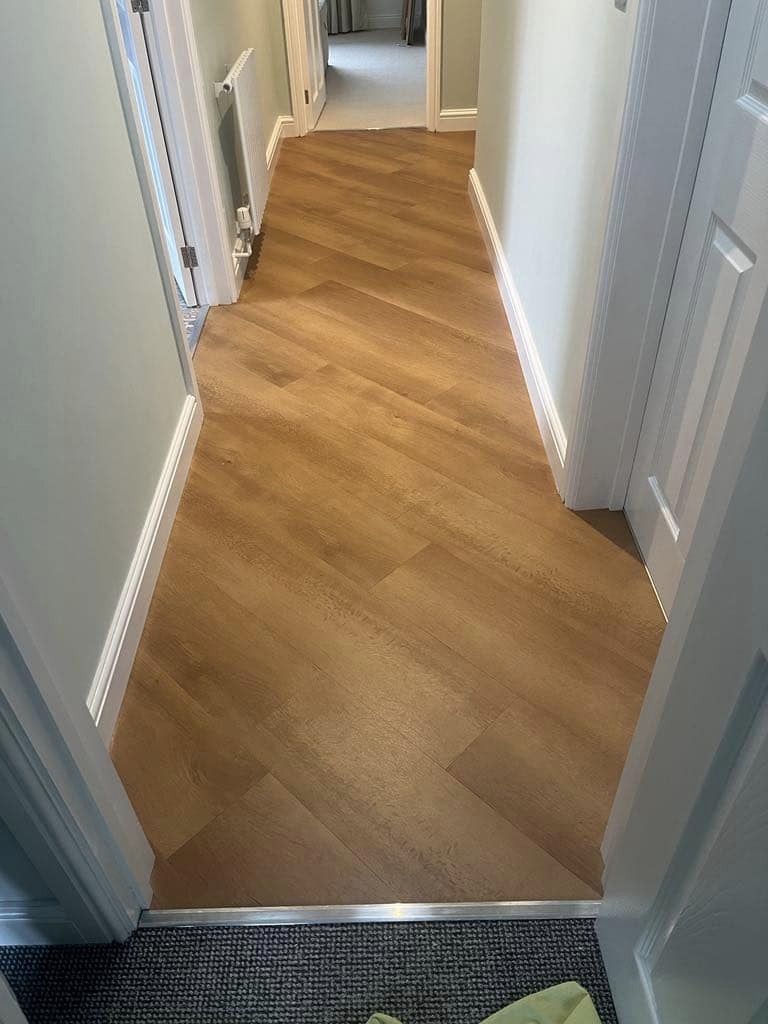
left=283, top=0, right=442, bottom=134
left=130, top=0, right=239, bottom=305
left=0, top=0, right=211, bottom=944
left=565, top=0, right=734, bottom=511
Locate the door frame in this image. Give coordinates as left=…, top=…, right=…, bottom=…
left=0, top=0, right=212, bottom=944
left=283, top=0, right=442, bottom=134
left=128, top=0, right=240, bottom=305
left=564, top=0, right=734, bottom=511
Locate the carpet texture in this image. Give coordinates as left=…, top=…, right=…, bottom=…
left=0, top=920, right=618, bottom=1024
left=317, top=29, right=426, bottom=130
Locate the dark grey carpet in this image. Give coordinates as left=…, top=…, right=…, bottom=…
left=0, top=919, right=617, bottom=1024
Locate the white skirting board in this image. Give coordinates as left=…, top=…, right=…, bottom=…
left=87, top=395, right=203, bottom=743
left=0, top=898, right=81, bottom=947
left=468, top=168, right=567, bottom=494
left=266, top=114, right=298, bottom=180
left=437, top=107, right=477, bottom=132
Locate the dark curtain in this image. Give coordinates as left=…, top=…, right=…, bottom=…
left=401, top=0, right=426, bottom=44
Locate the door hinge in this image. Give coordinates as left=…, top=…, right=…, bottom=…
left=304, top=89, right=309, bottom=105
left=131, top=0, right=149, bottom=11
left=181, top=246, right=199, bottom=269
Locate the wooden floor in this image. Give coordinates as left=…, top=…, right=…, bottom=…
left=112, top=129, right=664, bottom=908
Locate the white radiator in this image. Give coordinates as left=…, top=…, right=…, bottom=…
left=215, top=48, right=268, bottom=258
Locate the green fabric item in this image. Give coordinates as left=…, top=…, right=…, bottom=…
left=367, top=983, right=602, bottom=1024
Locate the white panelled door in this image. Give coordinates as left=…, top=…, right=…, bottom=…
left=303, top=0, right=327, bottom=128
left=117, top=0, right=198, bottom=307
left=625, top=0, right=768, bottom=615
left=601, top=389, right=768, bottom=1023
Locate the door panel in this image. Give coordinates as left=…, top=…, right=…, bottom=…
left=625, top=0, right=768, bottom=614
left=600, top=393, right=768, bottom=1024
left=303, top=0, right=327, bottom=128
left=641, top=656, right=768, bottom=1024
left=117, top=0, right=197, bottom=307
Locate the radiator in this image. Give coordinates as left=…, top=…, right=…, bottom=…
left=215, top=48, right=268, bottom=256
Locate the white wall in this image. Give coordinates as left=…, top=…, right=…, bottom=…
left=474, top=0, right=638, bottom=443
left=0, top=2, right=189, bottom=709
left=442, top=0, right=482, bottom=111
left=189, top=0, right=292, bottom=255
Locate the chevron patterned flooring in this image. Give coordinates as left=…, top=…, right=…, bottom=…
left=111, top=129, right=664, bottom=908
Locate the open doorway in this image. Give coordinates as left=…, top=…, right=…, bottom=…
left=117, top=0, right=209, bottom=350
left=286, top=0, right=439, bottom=133
left=317, top=2, right=426, bottom=130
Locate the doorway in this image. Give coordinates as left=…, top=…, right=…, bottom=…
left=286, top=0, right=437, bottom=134
left=117, top=0, right=208, bottom=350
left=317, top=11, right=426, bottom=130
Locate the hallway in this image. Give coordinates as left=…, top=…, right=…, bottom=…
left=111, top=129, right=664, bottom=908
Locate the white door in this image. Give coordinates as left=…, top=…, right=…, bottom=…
left=117, top=0, right=198, bottom=307
left=625, top=0, right=768, bottom=615
left=303, top=0, right=327, bottom=128
left=600, top=388, right=768, bottom=1024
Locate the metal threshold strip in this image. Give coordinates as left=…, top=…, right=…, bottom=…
left=140, top=901, right=601, bottom=929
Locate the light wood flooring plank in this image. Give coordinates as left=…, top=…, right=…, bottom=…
left=112, top=652, right=268, bottom=860
left=111, top=127, right=664, bottom=908
left=259, top=683, right=598, bottom=901
left=166, top=774, right=395, bottom=908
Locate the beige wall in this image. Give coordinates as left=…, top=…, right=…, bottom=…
left=474, top=0, right=638, bottom=439
left=189, top=0, right=292, bottom=248
left=441, top=0, right=482, bottom=111
left=0, top=1, right=188, bottom=707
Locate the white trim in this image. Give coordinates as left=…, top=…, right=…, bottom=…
left=144, top=0, right=239, bottom=307
left=0, top=559, right=154, bottom=944
left=437, top=107, right=477, bottom=132
left=469, top=168, right=567, bottom=494
left=0, top=899, right=81, bottom=947
left=283, top=0, right=311, bottom=136
left=87, top=395, right=202, bottom=743
left=101, top=0, right=200, bottom=398
left=175, top=0, right=241, bottom=305
left=564, top=0, right=733, bottom=511
left=266, top=115, right=297, bottom=179
left=425, top=0, right=441, bottom=132
left=141, top=901, right=601, bottom=929
left=368, top=14, right=401, bottom=29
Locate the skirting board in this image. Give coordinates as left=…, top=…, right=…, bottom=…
left=0, top=898, right=81, bottom=946
left=87, top=394, right=202, bottom=743
left=468, top=168, right=568, bottom=494
left=437, top=108, right=477, bottom=132
left=266, top=114, right=298, bottom=180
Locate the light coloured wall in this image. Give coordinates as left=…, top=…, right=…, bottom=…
left=189, top=0, right=292, bottom=249
left=474, top=0, right=638, bottom=440
left=441, top=0, right=482, bottom=111
left=0, top=2, right=188, bottom=708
